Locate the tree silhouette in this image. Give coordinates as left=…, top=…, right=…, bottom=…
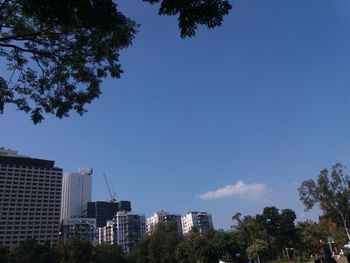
left=0, top=0, right=232, bottom=123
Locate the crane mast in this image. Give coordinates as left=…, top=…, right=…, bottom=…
left=103, top=173, right=116, bottom=203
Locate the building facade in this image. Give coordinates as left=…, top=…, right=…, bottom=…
left=60, top=217, right=96, bottom=244
left=60, top=168, right=92, bottom=220
left=0, top=148, right=63, bottom=247
left=182, top=211, right=213, bottom=235
left=98, top=211, right=146, bottom=252
left=86, top=200, right=131, bottom=228
left=146, top=210, right=182, bottom=236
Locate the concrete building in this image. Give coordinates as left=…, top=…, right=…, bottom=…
left=146, top=210, right=182, bottom=236
left=98, top=211, right=146, bottom=252
left=0, top=148, right=63, bottom=247
left=86, top=200, right=131, bottom=228
left=60, top=217, right=96, bottom=244
left=182, top=211, right=214, bottom=235
left=60, top=168, right=92, bottom=220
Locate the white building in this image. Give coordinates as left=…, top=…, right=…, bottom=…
left=60, top=168, right=92, bottom=220
left=60, top=217, right=96, bottom=244
left=182, top=211, right=214, bottom=235
left=0, top=148, right=63, bottom=247
left=98, top=220, right=114, bottom=245
left=147, top=210, right=182, bottom=236
left=98, top=211, right=146, bottom=252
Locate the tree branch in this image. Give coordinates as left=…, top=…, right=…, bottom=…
left=33, top=52, right=48, bottom=76
left=0, top=25, right=55, bottom=42
left=0, top=42, right=40, bottom=53
left=0, top=0, right=10, bottom=14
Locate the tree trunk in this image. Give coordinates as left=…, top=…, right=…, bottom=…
left=342, top=216, right=350, bottom=241
left=344, top=224, right=350, bottom=241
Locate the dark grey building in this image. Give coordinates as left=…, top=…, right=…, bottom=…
left=0, top=148, right=63, bottom=247
left=86, top=200, right=131, bottom=228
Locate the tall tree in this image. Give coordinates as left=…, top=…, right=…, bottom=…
left=208, top=230, right=239, bottom=262
left=8, top=239, right=54, bottom=263
left=278, top=209, right=298, bottom=249
left=176, top=230, right=228, bottom=263
left=148, top=222, right=180, bottom=263
left=54, top=237, right=93, bottom=263
left=246, top=239, right=268, bottom=263
left=0, top=245, right=9, bottom=263
left=299, top=163, right=350, bottom=241
left=232, top=213, right=260, bottom=245
left=233, top=208, right=299, bottom=261
left=297, top=220, right=328, bottom=257
left=0, top=0, right=232, bottom=123
left=93, top=244, right=128, bottom=263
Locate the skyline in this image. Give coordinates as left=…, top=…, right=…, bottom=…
left=2, top=0, right=350, bottom=229
left=0, top=146, right=321, bottom=228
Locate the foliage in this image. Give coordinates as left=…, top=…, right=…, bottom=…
left=148, top=221, right=180, bottom=263
left=3, top=204, right=342, bottom=263
left=175, top=230, right=232, bottom=263
left=297, top=220, right=328, bottom=257
left=126, top=236, right=151, bottom=263
left=144, top=0, right=232, bottom=38
left=232, top=212, right=262, bottom=246
left=8, top=239, right=54, bottom=263
left=54, top=237, right=93, bottom=263
left=128, top=221, right=181, bottom=263
left=246, top=239, right=268, bottom=258
left=209, top=230, right=239, bottom=262
left=232, top=207, right=301, bottom=261
left=299, top=163, right=350, bottom=241
left=0, top=245, right=9, bottom=263
left=0, top=0, right=232, bottom=123
left=93, top=244, right=128, bottom=263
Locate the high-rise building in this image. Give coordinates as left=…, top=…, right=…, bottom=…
left=60, top=218, right=96, bottom=244
left=146, top=210, right=182, bottom=236
left=0, top=148, right=63, bottom=247
left=98, top=211, right=146, bottom=252
left=117, top=200, right=132, bottom=212
left=60, top=168, right=92, bottom=220
left=86, top=200, right=131, bottom=228
left=182, top=211, right=213, bottom=235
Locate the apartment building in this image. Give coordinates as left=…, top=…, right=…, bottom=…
left=60, top=217, right=96, bottom=244
left=98, top=211, right=145, bottom=252
left=146, top=210, right=182, bottom=236
left=182, top=211, right=214, bottom=235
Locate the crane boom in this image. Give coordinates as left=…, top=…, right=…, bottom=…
left=103, top=173, right=116, bottom=203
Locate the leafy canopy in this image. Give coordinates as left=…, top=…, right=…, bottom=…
left=298, top=163, right=350, bottom=241
left=0, top=0, right=232, bottom=123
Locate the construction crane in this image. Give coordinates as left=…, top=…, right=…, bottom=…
left=103, top=173, right=117, bottom=203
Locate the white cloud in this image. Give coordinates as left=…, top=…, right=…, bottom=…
left=198, top=180, right=268, bottom=200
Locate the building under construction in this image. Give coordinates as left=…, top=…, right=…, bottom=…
left=85, top=200, right=131, bottom=228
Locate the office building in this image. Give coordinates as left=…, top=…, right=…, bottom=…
left=98, top=211, right=145, bottom=252
left=0, top=148, right=63, bottom=247
left=60, top=168, right=92, bottom=220
left=86, top=200, right=131, bottom=228
left=182, top=211, right=213, bottom=235
left=146, top=210, right=182, bottom=236
left=60, top=217, right=96, bottom=244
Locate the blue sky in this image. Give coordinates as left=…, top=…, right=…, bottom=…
left=2, top=0, right=350, bottom=229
